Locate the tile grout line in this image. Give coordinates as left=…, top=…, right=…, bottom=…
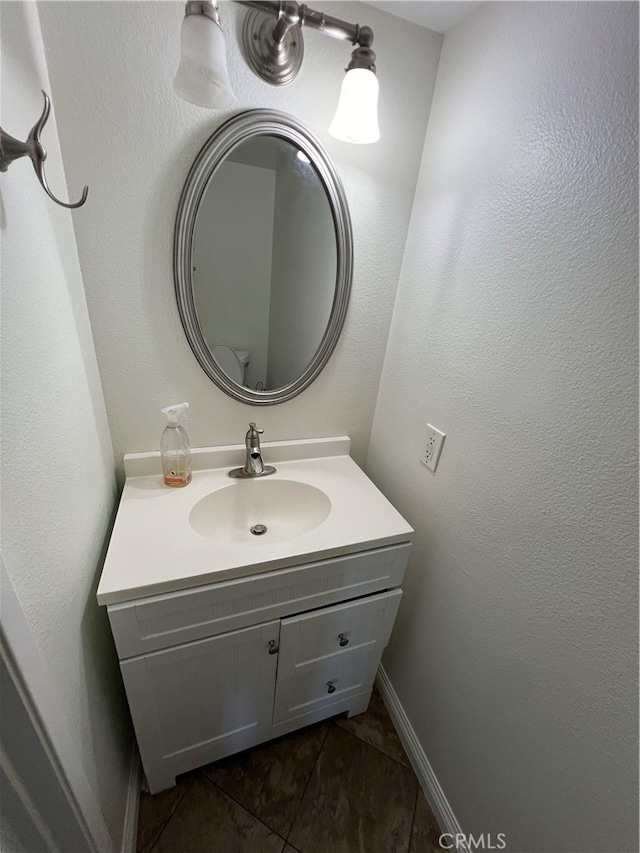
left=407, top=783, right=420, bottom=853
left=334, top=719, right=416, bottom=773
left=142, top=781, right=193, bottom=853
left=284, top=723, right=331, bottom=847
left=332, top=723, right=421, bottom=853
left=199, top=770, right=288, bottom=846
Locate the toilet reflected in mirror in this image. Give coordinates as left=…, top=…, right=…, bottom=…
left=210, top=345, right=250, bottom=386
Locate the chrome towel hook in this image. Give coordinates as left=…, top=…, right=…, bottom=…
left=0, top=90, right=88, bottom=209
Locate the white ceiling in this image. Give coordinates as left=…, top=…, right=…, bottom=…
left=364, top=1, right=480, bottom=33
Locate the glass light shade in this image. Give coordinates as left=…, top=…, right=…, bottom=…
left=174, top=13, right=236, bottom=109
left=329, top=68, right=380, bottom=144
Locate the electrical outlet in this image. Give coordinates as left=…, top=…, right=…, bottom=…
left=420, top=424, right=446, bottom=472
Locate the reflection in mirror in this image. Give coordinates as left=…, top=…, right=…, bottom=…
left=192, top=135, right=336, bottom=391
left=174, top=110, right=353, bottom=405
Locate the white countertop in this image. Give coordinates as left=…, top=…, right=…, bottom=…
left=96, top=437, right=413, bottom=606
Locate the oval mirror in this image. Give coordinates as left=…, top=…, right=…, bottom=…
left=174, top=110, right=353, bottom=405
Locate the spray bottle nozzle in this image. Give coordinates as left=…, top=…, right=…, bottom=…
left=161, top=402, right=189, bottom=425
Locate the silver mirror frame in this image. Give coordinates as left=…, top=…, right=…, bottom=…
left=174, top=109, right=353, bottom=405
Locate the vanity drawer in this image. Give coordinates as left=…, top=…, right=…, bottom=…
left=282, top=587, right=403, bottom=666
left=109, top=543, right=410, bottom=659
left=273, top=648, right=380, bottom=724
left=273, top=588, right=402, bottom=724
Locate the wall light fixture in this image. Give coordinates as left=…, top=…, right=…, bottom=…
left=174, top=0, right=380, bottom=143
left=174, top=1, right=236, bottom=108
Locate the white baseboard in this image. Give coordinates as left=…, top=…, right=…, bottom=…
left=376, top=665, right=469, bottom=853
left=121, top=742, right=142, bottom=853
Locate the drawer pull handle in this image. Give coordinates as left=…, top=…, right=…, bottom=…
left=268, top=640, right=279, bottom=655
left=327, top=681, right=336, bottom=694
left=338, top=633, right=349, bottom=647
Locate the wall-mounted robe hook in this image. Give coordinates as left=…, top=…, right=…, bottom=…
left=0, top=90, right=88, bottom=209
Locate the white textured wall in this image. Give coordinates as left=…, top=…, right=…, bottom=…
left=367, top=3, right=638, bottom=851
left=37, top=1, right=442, bottom=472
left=0, top=4, right=132, bottom=848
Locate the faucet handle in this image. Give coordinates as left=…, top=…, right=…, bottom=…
left=229, top=423, right=276, bottom=478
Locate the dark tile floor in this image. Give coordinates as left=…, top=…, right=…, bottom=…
left=136, top=686, right=443, bottom=853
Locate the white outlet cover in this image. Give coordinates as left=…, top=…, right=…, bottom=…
left=420, top=424, right=446, bottom=472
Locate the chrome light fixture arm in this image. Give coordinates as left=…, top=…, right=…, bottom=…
left=183, top=1, right=220, bottom=25
left=0, top=91, right=88, bottom=209
left=238, top=1, right=375, bottom=86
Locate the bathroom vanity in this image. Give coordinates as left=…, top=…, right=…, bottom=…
left=97, top=437, right=412, bottom=793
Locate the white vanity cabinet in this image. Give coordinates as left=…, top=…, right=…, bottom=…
left=119, top=620, right=280, bottom=793
left=108, top=542, right=410, bottom=793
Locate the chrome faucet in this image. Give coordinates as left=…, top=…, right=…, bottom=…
left=228, top=423, right=276, bottom=479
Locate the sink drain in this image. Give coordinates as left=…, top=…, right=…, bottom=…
left=250, top=524, right=267, bottom=536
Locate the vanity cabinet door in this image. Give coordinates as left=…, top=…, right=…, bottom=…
left=273, top=589, right=402, bottom=724
left=120, top=620, right=279, bottom=793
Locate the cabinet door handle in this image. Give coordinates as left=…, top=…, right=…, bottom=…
left=326, top=681, right=336, bottom=694
left=268, top=640, right=279, bottom=655
left=338, top=633, right=349, bottom=647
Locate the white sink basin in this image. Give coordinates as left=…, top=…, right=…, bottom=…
left=96, top=437, right=413, bottom=605
left=190, top=479, right=331, bottom=545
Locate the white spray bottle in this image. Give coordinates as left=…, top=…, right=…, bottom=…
left=160, top=402, right=192, bottom=487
